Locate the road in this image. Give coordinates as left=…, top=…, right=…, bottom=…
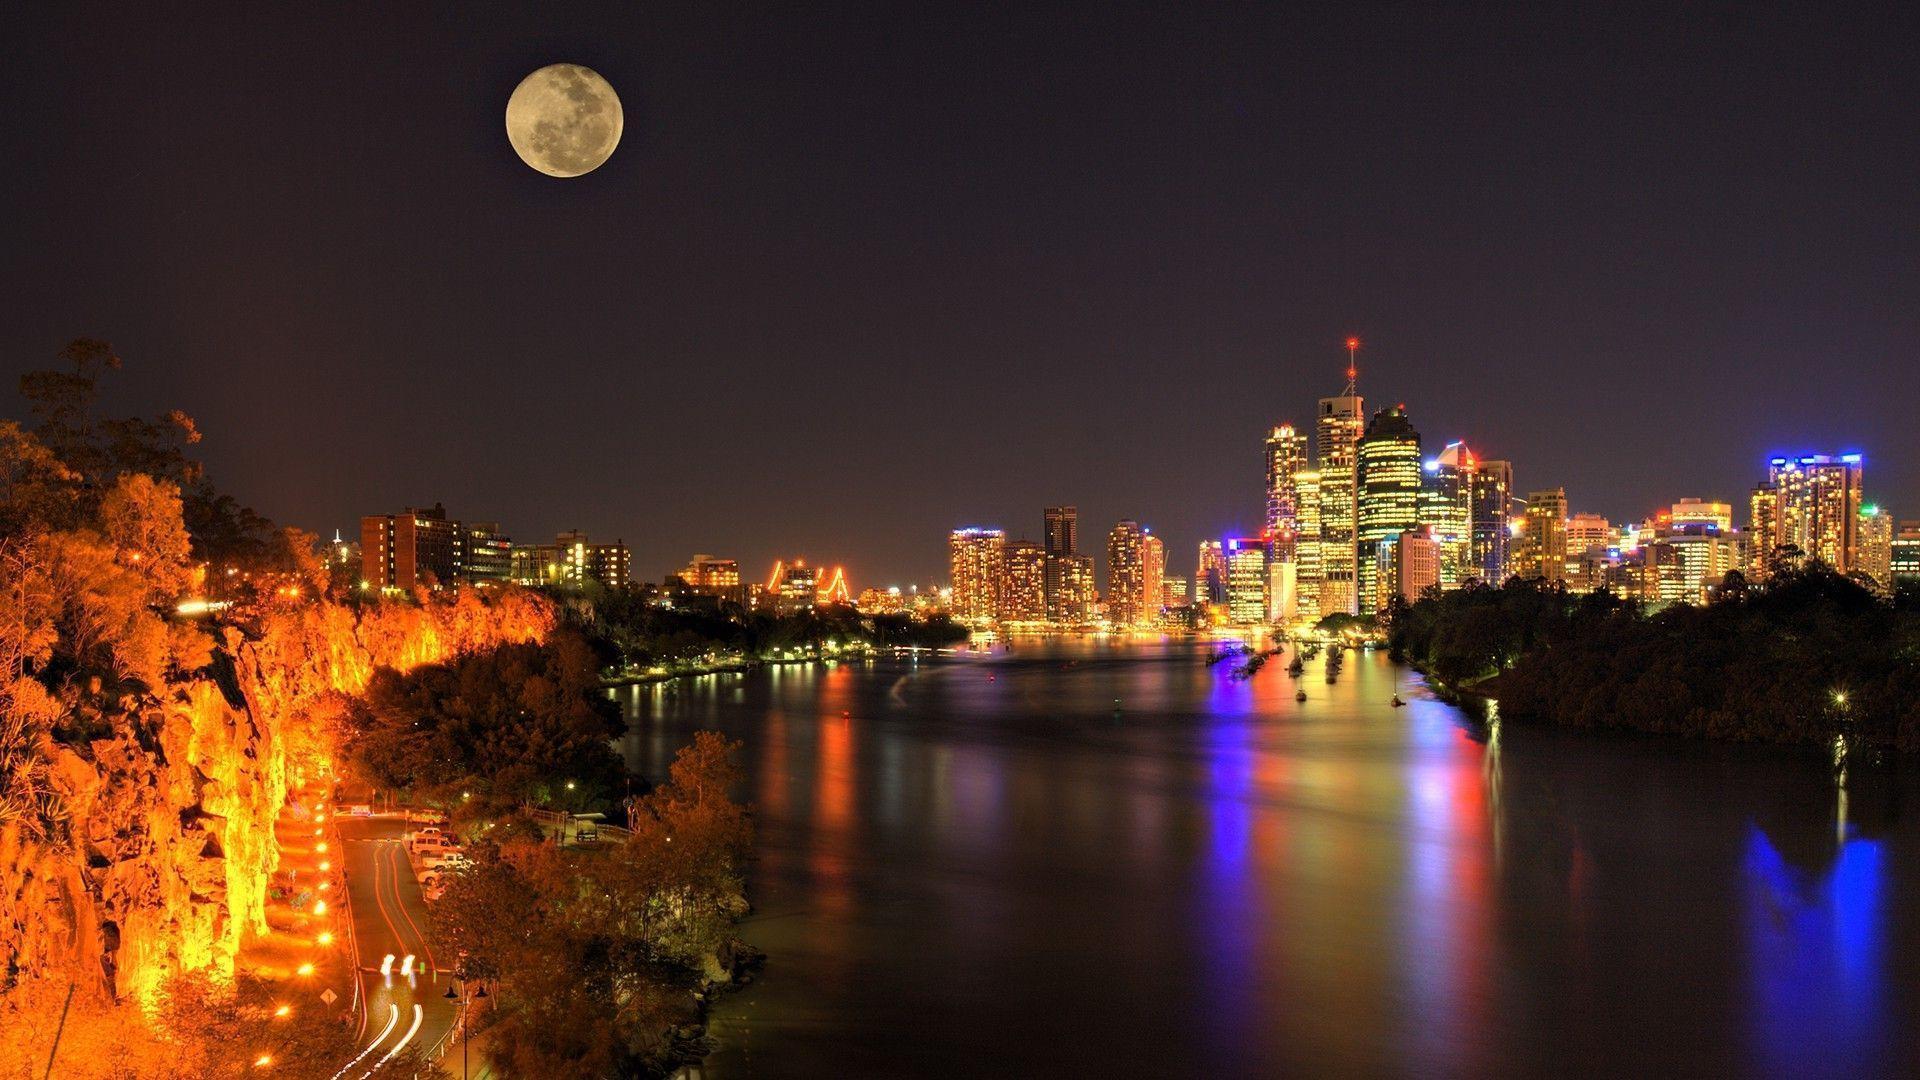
left=335, top=815, right=457, bottom=1075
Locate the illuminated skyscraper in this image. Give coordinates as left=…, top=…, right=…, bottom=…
left=1859, top=504, right=1893, bottom=591
left=1316, top=396, right=1365, bottom=617
left=1105, top=521, right=1146, bottom=627
left=1670, top=498, right=1733, bottom=532
left=1225, top=537, right=1269, bottom=626
left=1421, top=441, right=1474, bottom=589
left=1756, top=455, right=1864, bottom=574
left=1001, top=540, right=1048, bottom=622
left=1196, top=540, right=1228, bottom=606
left=679, top=554, right=743, bottom=604
left=1293, top=469, right=1322, bottom=613
left=1355, top=405, right=1422, bottom=612
left=1470, top=459, right=1513, bottom=584
left=1141, top=531, right=1166, bottom=622
left=1891, top=521, right=1920, bottom=586
left=1043, top=505, right=1081, bottom=620
left=1516, top=488, right=1568, bottom=583
left=1264, top=424, right=1309, bottom=545
left=1052, top=554, right=1096, bottom=624
left=948, top=526, right=1006, bottom=623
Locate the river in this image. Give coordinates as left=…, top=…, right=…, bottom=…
left=616, top=638, right=1920, bottom=1077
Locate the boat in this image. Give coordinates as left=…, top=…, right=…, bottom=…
left=1390, top=694, right=1406, bottom=707
left=1295, top=689, right=1308, bottom=702
left=1287, top=656, right=1305, bottom=677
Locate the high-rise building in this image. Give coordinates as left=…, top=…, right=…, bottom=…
left=1567, top=513, right=1611, bottom=561
left=1516, top=488, right=1568, bottom=583
left=679, top=554, right=744, bottom=603
left=1891, top=521, right=1920, bottom=586
left=1756, top=455, right=1864, bottom=574
left=1355, top=405, right=1422, bottom=612
left=1264, top=424, right=1309, bottom=546
left=362, top=503, right=466, bottom=590
left=1293, top=468, right=1322, bottom=613
left=1051, top=554, right=1096, bottom=624
left=1105, top=521, right=1146, bottom=627
left=552, top=530, right=630, bottom=589
left=1001, top=540, right=1048, bottom=622
left=1650, top=522, right=1741, bottom=605
left=1748, top=483, right=1781, bottom=575
left=465, top=522, right=513, bottom=584
left=1043, top=505, right=1080, bottom=620
left=1470, top=459, right=1513, bottom=584
left=1316, top=382, right=1365, bottom=617
left=1225, top=537, right=1269, bottom=626
left=1044, top=505, right=1078, bottom=557
left=949, top=527, right=1006, bottom=623
left=1390, top=526, right=1442, bottom=605
left=1141, top=531, right=1165, bottom=623
left=1160, top=575, right=1190, bottom=611
left=1195, top=540, right=1228, bottom=607
left=1859, top=505, right=1893, bottom=591
left=1422, top=441, right=1474, bottom=589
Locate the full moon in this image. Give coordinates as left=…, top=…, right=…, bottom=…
left=505, top=64, right=623, bottom=178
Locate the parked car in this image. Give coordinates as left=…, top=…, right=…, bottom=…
left=406, top=808, right=447, bottom=828
left=409, top=833, right=455, bottom=858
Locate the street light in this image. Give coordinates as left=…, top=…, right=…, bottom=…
left=443, top=981, right=490, bottom=1079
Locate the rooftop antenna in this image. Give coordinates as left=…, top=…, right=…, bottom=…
left=1344, top=336, right=1360, bottom=397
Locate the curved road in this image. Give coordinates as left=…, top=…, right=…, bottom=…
left=337, top=815, right=456, bottom=1074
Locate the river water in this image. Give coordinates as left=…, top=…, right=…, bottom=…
left=616, top=638, right=1920, bottom=1078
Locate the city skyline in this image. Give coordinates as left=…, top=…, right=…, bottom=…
left=3, top=6, right=1916, bottom=585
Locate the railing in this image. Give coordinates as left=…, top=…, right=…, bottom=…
left=519, top=806, right=629, bottom=844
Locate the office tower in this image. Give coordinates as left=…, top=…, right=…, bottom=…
left=1001, top=540, right=1048, bottom=622
left=1756, top=455, right=1864, bottom=574
left=1650, top=522, right=1741, bottom=605
left=1225, top=537, right=1269, bottom=626
left=1196, top=540, right=1228, bottom=606
left=767, top=560, right=820, bottom=613
left=679, top=554, right=744, bottom=603
left=361, top=503, right=466, bottom=590
left=1516, top=488, right=1568, bottom=582
left=1160, top=576, right=1190, bottom=610
left=1388, top=526, right=1442, bottom=604
left=1264, top=423, right=1309, bottom=547
left=1105, top=521, right=1146, bottom=626
left=1142, top=531, right=1166, bottom=622
left=1316, top=358, right=1365, bottom=616
left=1043, top=505, right=1080, bottom=620
left=1891, top=521, right=1920, bottom=585
left=1859, top=505, right=1893, bottom=590
left=548, top=530, right=631, bottom=589
left=1052, top=554, right=1096, bottom=624
left=464, top=522, right=513, bottom=584
left=1567, top=514, right=1610, bottom=558
left=1422, top=441, right=1474, bottom=589
left=1470, top=459, right=1513, bottom=584
left=1044, top=505, right=1078, bottom=557
left=949, top=527, right=1007, bottom=623
left=1748, top=483, right=1781, bottom=575
left=1355, top=405, right=1422, bottom=612
left=1292, top=468, right=1322, bottom=613
left=1670, top=498, right=1733, bottom=532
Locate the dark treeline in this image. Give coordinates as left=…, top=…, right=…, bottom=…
left=583, top=590, right=970, bottom=669
left=1389, top=568, right=1920, bottom=750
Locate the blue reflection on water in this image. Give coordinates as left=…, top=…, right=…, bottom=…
left=1197, top=665, right=1259, bottom=1044
left=1742, top=825, right=1886, bottom=1072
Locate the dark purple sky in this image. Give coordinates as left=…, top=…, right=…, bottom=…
left=3, top=4, right=1916, bottom=587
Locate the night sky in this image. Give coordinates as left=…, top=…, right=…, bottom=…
left=3, top=4, right=1916, bottom=587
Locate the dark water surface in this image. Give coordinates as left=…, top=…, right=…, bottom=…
left=617, top=639, right=1920, bottom=1078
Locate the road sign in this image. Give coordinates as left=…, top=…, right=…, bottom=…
left=320, top=988, right=338, bottom=1006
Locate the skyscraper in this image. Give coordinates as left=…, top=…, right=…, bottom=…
left=1141, top=530, right=1166, bottom=624
left=1195, top=539, right=1228, bottom=607
left=1470, top=459, right=1513, bottom=584
left=1422, top=441, right=1474, bottom=589
left=949, top=526, right=1006, bottom=623
left=1105, top=521, right=1146, bottom=627
left=1355, top=405, right=1422, bottom=612
left=1293, top=468, right=1322, bottom=614
left=1264, top=424, right=1309, bottom=545
left=1043, top=505, right=1080, bottom=620
left=1001, top=540, right=1048, bottom=622
left=1225, top=537, right=1269, bottom=626
left=1517, top=488, right=1568, bottom=583
left=1859, top=504, right=1893, bottom=591
left=1757, top=455, right=1864, bottom=574
left=1315, top=388, right=1365, bottom=617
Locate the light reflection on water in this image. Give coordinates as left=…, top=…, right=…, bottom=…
left=618, top=640, right=1920, bottom=1077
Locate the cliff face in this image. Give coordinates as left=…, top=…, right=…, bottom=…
left=0, top=590, right=554, bottom=1006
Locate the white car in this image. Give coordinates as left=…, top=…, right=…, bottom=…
left=409, top=833, right=455, bottom=858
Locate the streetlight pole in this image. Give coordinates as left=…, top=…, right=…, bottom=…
left=442, top=981, right=488, bottom=1079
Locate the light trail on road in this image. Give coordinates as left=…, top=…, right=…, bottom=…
left=330, top=1002, right=399, bottom=1080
